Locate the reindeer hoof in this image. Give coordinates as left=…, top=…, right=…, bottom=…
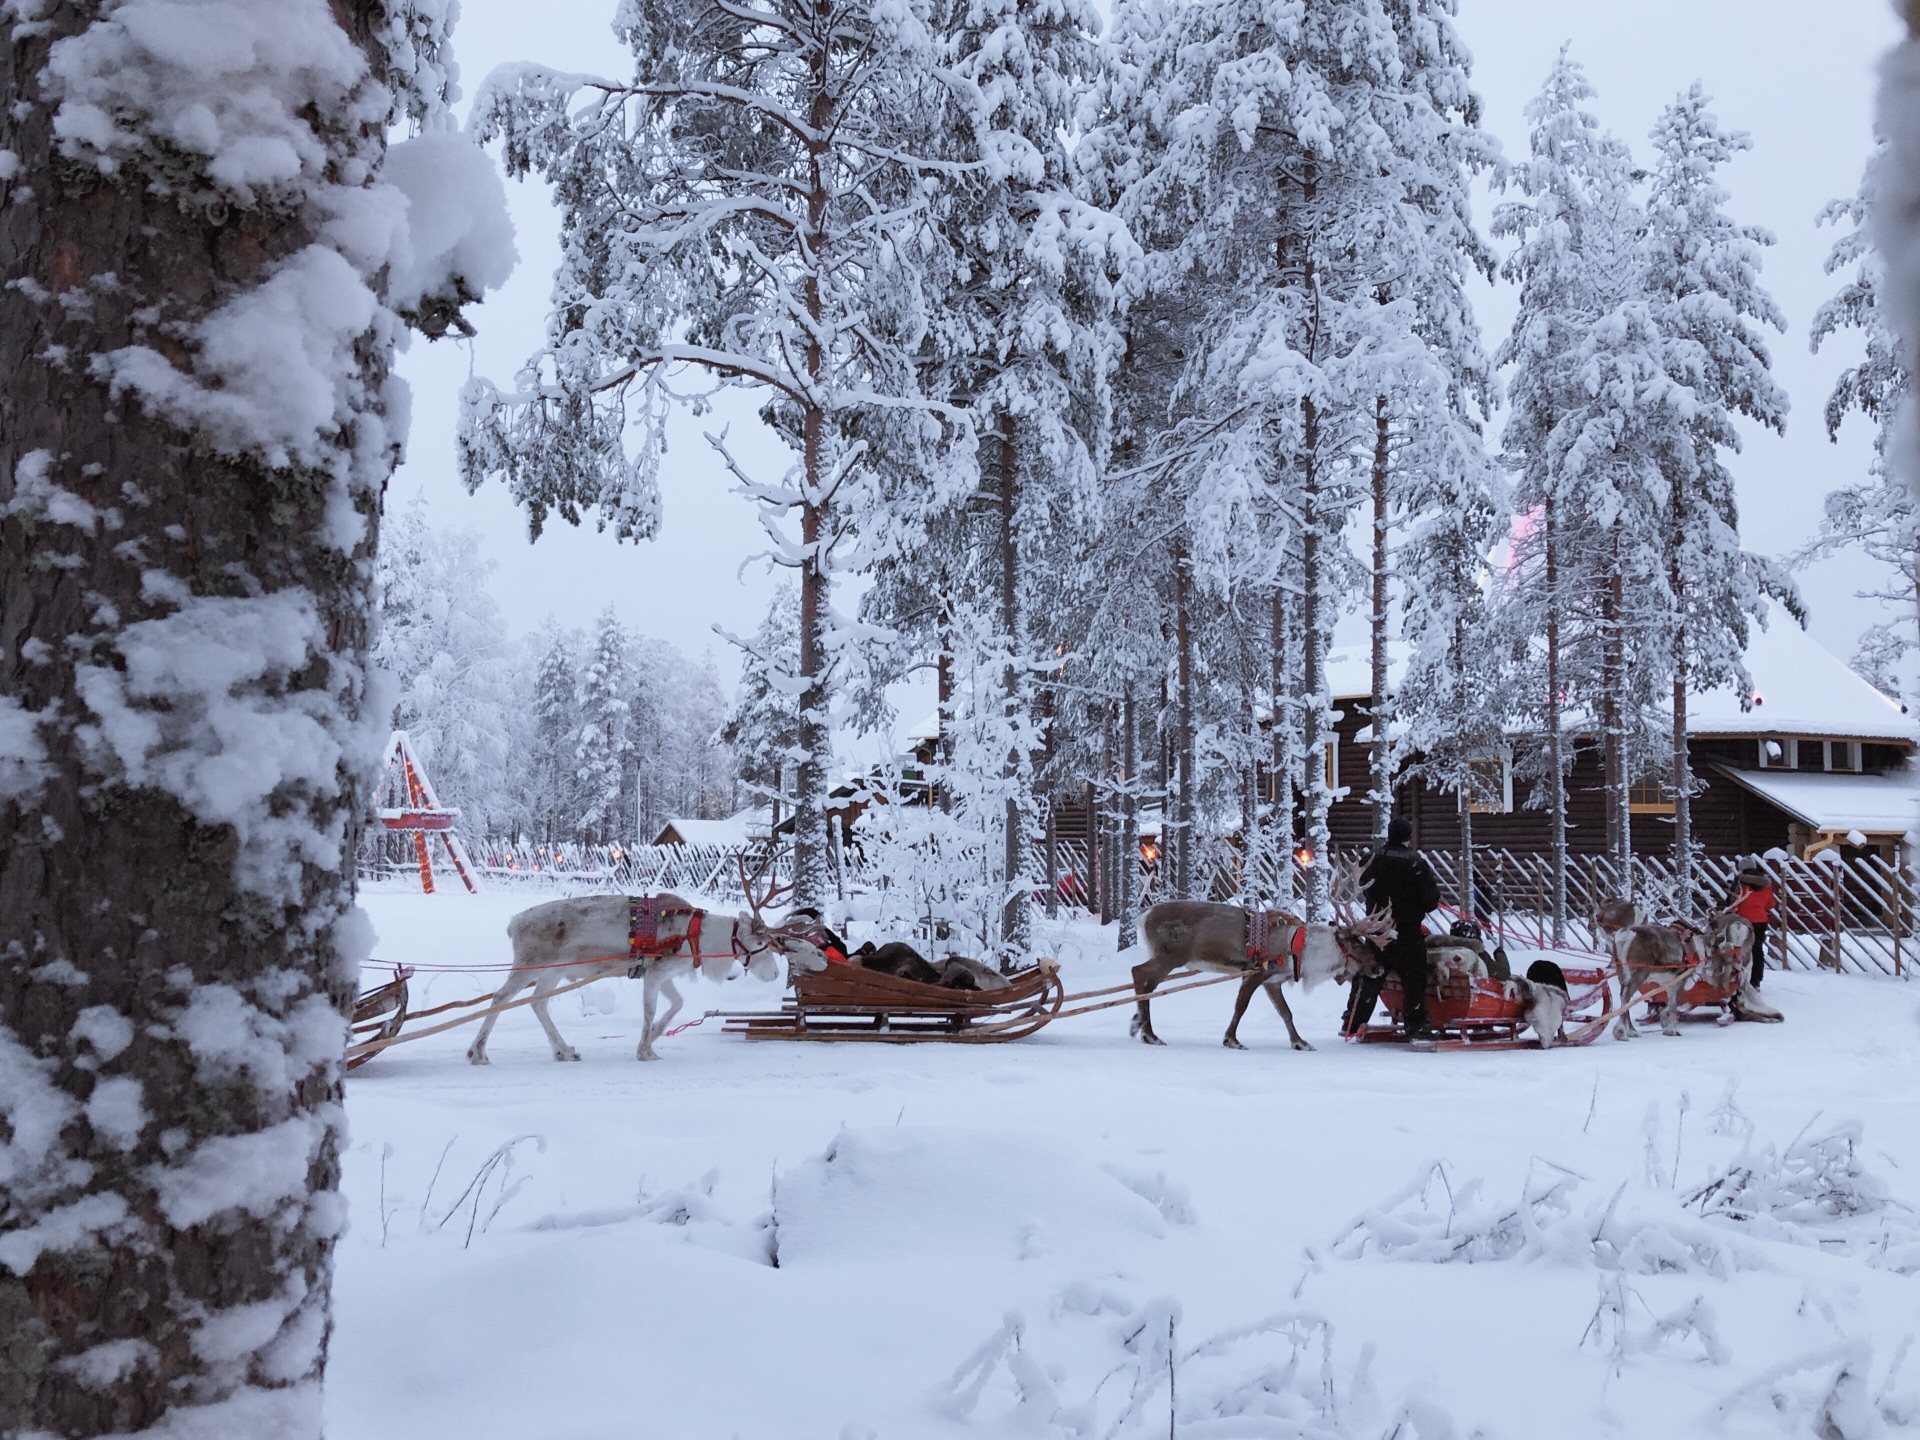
left=466, top=1046, right=489, bottom=1066
left=1222, top=1036, right=1246, bottom=1051
left=1291, top=1038, right=1315, bottom=1052
left=1612, top=1021, right=1635, bottom=1041
left=554, top=1047, right=582, bottom=1062
left=1127, top=1014, right=1143, bottom=1038
left=1140, top=1032, right=1166, bottom=1047
left=636, top=1048, right=660, bottom=1062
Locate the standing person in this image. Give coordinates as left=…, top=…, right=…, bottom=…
left=1729, top=862, right=1778, bottom=987
left=1345, top=817, right=1443, bottom=1040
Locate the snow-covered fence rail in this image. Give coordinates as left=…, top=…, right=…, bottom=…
left=1205, top=844, right=1910, bottom=977
left=364, top=834, right=1910, bottom=978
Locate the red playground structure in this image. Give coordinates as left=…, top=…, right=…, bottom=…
left=373, top=729, right=480, bottom=894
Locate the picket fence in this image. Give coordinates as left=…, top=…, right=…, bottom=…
left=360, top=833, right=1911, bottom=978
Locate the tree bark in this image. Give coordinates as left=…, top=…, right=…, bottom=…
left=1271, top=584, right=1297, bottom=912
left=1300, top=398, right=1331, bottom=920
left=1544, top=498, right=1568, bottom=943
left=0, top=6, right=397, bottom=1434
left=1172, top=537, right=1196, bottom=901
left=1369, top=395, right=1393, bottom=844
left=996, top=413, right=1027, bottom=956
left=1119, top=684, right=1138, bottom=949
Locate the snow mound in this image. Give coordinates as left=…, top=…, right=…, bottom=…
left=773, top=1127, right=1169, bottom=1268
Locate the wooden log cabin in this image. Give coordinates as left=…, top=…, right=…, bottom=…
left=1316, top=622, right=1920, bottom=863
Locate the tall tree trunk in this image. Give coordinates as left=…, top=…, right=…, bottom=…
left=1670, top=482, right=1693, bottom=912
left=1459, top=787, right=1477, bottom=922
left=996, top=413, right=1026, bottom=956
left=1301, top=399, right=1331, bottom=920
left=1101, top=700, right=1117, bottom=925
left=1369, top=395, right=1394, bottom=844
left=1601, top=537, right=1632, bottom=896
left=0, top=7, right=400, bottom=1434
left=935, top=600, right=955, bottom=815
left=1173, top=538, right=1196, bottom=900
left=1119, top=684, right=1139, bottom=949
left=1271, top=585, right=1297, bottom=912
left=1544, top=498, right=1568, bottom=944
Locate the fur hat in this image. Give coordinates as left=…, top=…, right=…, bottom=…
left=1387, top=817, right=1413, bottom=846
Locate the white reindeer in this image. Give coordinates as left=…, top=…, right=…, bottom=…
left=466, top=887, right=824, bottom=1064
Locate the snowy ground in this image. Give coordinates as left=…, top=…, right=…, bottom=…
left=327, top=885, right=1920, bottom=1439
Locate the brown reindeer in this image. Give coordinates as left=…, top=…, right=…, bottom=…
left=1613, top=911, right=1752, bottom=1039
left=1129, top=902, right=1391, bottom=1051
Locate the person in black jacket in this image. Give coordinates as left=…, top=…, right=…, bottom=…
left=1345, top=817, right=1442, bottom=1041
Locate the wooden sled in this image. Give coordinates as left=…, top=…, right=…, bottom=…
left=348, top=965, right=413, bottom=1071
left=720, top=960, right=1066, bottom=1043
left=1355, top=963, right=1615, bottom=1052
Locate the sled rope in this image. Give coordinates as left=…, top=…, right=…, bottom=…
left=344, top=969, right=608, bottom=1064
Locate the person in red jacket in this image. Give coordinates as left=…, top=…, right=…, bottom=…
left=1729, top=864, right=1778, bottom=987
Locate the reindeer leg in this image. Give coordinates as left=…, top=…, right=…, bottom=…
left=640, top=976, right=685, bottom=1061
left=529, top=973, right=582, bottom=1062
left=1129, top=956, right=1177, bottom=1046
left=1658, top=978, right=1683, bottom=1037
left=466, top=972, right=532, bottom=1065
left=1223, top=972, right=1262, bottom=1049
left=1613, top=969, right=1641, bottom=1041
left=637, top=968, right=661, bottom=1061
left=1262, top=975, right=1313, bottom=1051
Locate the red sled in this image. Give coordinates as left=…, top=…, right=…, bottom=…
left=1356, top=962, right=1615, bottom=1051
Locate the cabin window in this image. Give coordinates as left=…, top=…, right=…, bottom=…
left=1757, top=737, right=1796, bottom=770
left=1320, top=737, right=1339, bottom=793
left=1628, top=777, right=1676, bottom=815
left=1467, top=751, right=1513, bottom=814
left=1825, top=741, right=1862, bottom=773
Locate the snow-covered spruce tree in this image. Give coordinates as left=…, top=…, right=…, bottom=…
left=1802, top=146, right=1920, bottom=697
left=517, top=620, right=584, bottom=844
left=1083, top=0, right=1495, bottom=917
left=626, top=639, right=734, bottom=841
left=1875, top=2, right=1920, bottom=485
left=462, top=0, right=970, bottom=906
left=1496, top=51, right=1674, bottom=897
left=373, top=496, right=516, bottom=835
left=910, top=0, right=1126, bottom=956
left=0, top=2, right=511, bottom=1434
left=721, top=585, right=802, bottom=837
left=574, top=606, right=634, bottom=844
left=1643, top=84, right=1795, bottom=906
left=1360, top=0, right=1502, bottom=846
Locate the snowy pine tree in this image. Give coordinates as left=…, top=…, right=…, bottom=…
left=574, top=607, right=635, bottom=844
left=373, top=497, right=516, bottom=835
left=463, top=0, right=973, bottom=905
left=1803, top=146, right=1920, bottom=698
left=1642, top=84, right=1796, bottom=903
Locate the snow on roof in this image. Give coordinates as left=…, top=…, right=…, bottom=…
left=652, top=808, right=767, bottom=846
left=1687, top=623, right=1916, bottom=741
left=1713, top=765, right=1920, bottom=837
left=1324, top=621, right=1914, bottom=744
left=905, top=712, right=941, bottom=743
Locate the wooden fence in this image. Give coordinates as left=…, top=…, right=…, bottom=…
left=362, top=834, right=1910, bottom=978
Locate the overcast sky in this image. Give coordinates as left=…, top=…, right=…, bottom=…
left=393, top=0, right=1903, bottom=724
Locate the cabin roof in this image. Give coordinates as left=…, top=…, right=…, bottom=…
left=1322, top=615, right=1915, bottom=746
left=652, top=808, right=767, bottom=846
left=1713, top=764, right=1920, bottom=837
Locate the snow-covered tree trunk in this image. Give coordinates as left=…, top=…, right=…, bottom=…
left=1544, top=499, right=1569, bottom=943
left=1369, top=397, right=1395, bottom=845
left=996, top=415, right=1028, bottom=954
left=1118, top=685, right=1139, bottom=948
left=1172, top=539, right=1196, bottom=900
left=1300, top=400, right=1332, bottom=921
left=1270, top=585, right=1298, bottom=912
left=0, top=2, right=502, bottom=1432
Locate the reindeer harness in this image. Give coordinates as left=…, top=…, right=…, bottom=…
left=1246, top=911, right=1308, bottom=983
left=627, top=896, right=704, bottom=977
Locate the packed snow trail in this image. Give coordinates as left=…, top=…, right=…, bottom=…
left=328, top=887, right=1920, bottom=1438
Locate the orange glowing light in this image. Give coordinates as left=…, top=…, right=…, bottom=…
left=1294, top=847, right=1316, bottom=866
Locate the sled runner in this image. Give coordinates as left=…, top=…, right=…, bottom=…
left=720, top=959, right=1067, bottom=1042
left=1354, top=960, right=1615, bottom=1051
left=348, top=965, right=414, bottom=1071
